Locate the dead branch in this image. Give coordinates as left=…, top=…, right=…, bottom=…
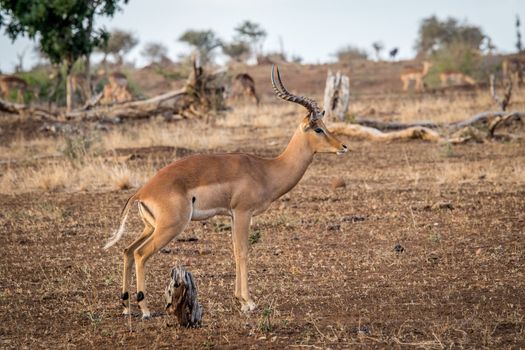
left=487, top=112, right=524, bottom=137
left=355, top=117, right=439, bottom=131
left=164, top=266, right=203, bottom=328
left=451, top=111, right=525, bottom=130
left=79, top=92, right=103, bottom=110
left=0, top=98, right=55, bottom=119
left=490, top=74, right=513, bottom=111
left=64, top=88, right=188, bottom=120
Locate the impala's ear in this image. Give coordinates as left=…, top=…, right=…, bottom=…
left=301, top=116, right=312, bottom=131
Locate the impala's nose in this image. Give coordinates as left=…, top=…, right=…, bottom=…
left=337, top=144, right=349, bottom=154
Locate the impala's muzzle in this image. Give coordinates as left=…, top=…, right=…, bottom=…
left=337, top=144, right=349, bottom=155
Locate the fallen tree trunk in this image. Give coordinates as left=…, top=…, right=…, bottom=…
left=330, top=122, right=443, bottom=142
left=0, top=98, right=55, bottom=119
left=450, top=111, right=525, bottom=129
left=355, top=117, right=439, bottom=131
left=64, top=88, right=188, bottom=120
left=332, top=110, right=524, bottom=144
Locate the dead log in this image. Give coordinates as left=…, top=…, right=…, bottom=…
left=80, top=92, right=103, bottom=110
left=450, top=111, right=525, bottom=129
left=64, top=88, right=188, bottom=120
left=355, top=117, right=439, bottom=131
left=323, top=70, right=350, bottom=121
left=164, top=266, right=203, bottom=328
left=330, top=122, right=442, bottom=142
left=487, top=112, right=524, bottom=137
left=0, top=98, right=55, bottom=118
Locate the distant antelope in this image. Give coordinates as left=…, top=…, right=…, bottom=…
left=104, top=65, right=348, bottom=319
left=0, top=75, right=31, bottom=104
left=101, top=72, right=133, bottom=104
left=229, top=73, right=259, bottom=105
left=400, top=61, right=433, bottom=92
left=439, top=71, right=476, bottom=87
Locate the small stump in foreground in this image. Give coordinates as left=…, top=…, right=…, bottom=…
left=164, top=266, right=203, bottom=327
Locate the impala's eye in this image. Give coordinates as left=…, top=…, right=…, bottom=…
left=314, top=128, right=324, bottom=134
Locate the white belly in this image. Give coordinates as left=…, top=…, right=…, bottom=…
left=191, top=207, right=231, bottom=221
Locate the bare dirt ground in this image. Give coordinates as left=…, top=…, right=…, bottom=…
left=1, top=66, right=525, bottom=349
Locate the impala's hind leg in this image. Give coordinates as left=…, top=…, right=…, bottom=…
left=121, top=224, right=153, bottom=315
left=134, top=200, right=192, bottom=319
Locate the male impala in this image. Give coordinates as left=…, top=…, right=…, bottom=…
left=400, top=61, right=432, bottom=92
left=104, top=65, right=348, bottom=319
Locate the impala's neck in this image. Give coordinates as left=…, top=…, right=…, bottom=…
left=267, top=126, right=314, bottom=201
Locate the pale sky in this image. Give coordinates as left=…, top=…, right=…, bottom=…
left=0, top=0, right=523, bottom=72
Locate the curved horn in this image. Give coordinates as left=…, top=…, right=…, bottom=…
left=271, top=65, right=323, bottom=120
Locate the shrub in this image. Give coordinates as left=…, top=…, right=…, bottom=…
left=334, top=45, right=369, bottom=63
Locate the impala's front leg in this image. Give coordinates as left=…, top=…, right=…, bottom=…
left=231, top=231, right=241, bottom=300
left=232, top=210, right=256, bottom=312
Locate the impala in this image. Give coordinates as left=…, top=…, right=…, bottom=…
left=0, top=75, right=31, bottom=104
left=101, top=72, right=133, bottom=104
left=400, top=61, right=432, bottom=92
left=104, top=65, right=348, bottom=319
left=439, top=71, right=476, bottom=87
left=229, top=73, right=260, bottom=105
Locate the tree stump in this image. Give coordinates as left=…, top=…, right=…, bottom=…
left=164, top=266, right=203, bottom=328
left=323, top=70, right=350, bottom=121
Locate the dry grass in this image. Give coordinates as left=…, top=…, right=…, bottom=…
left=101, top=119, right=234, bottom=151
left=1, top=91, right=524, bottom=195
left=435, top=161, right=525, bottom=184
left=0, top=159, right=155, bottom=193
left=0, top=134, right=62, bottom=160
left=349, top=89, right=525, bottom=124
left=216, top=103, right=301, bottom=128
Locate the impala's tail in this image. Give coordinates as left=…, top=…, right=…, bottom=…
left=104, top=194, right=135, bottom=249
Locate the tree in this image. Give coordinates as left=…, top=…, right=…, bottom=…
left=178, top=30, right=221, bottom=64
left=333, top=45, right=368, bottom=63
left=0, top=0, right=128, bottom=111
left=100, top=29, right=138, bottom=65
left=222, top=41, right=250, bottom=63
left=516, top=15, right=523, bottom=53
left=141, top=42, right=168, bottom=64
left=389, top=47, right=399, bottom=60
left=234, top=21, right=267, bottom=61
left=415, top=16, right=484, bottom=57
left=372, top=41, right=384, bottom=61
left=291, top=54, right=303, bottom=64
